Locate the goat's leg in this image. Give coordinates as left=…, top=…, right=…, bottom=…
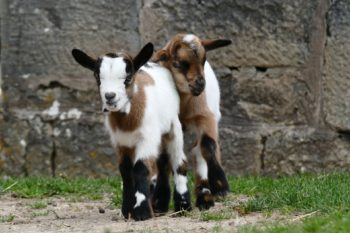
left=118, top=148, right=135, bottom=219
left=151, top=151, right=171, bottom=214
left=198, top=117, right=229, bottom=196
left=192, top=142, right=214, bottom=210
left=131, top=158, right=154, bottom=221
left=167, top=119, right=191, bottom=212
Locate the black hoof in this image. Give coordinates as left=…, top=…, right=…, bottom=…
left=174, top=191, right=192, bottom=212
left=208, top=165, right=230, bottom=197
left=132, top=202, right=153, bottom=221
left=196, top=189, right=214, bottom=211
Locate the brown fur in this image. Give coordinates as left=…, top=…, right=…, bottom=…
left=108, top=70, right=155, bottom=132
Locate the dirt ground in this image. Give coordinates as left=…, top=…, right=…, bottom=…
left=0, top=194, right=288, bottom=233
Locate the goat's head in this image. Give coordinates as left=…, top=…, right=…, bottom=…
left=71, top=43, right=154, bottom=112
left=153, top=34, right=231, bottom=96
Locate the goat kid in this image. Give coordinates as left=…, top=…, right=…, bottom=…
left=71, top=43, right=191, bottom=221
left=152, top=34, right=231, bottom=210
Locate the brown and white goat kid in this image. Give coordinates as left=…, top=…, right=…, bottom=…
left=71, top=43, right=191, bottom=221
left=152, top=34, right=231, bottom=210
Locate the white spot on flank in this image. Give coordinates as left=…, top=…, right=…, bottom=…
left=134, top=191, right=146, bottom=208
left=43, top=100, right=60, bottom=118
left=20, top=139, right=26, bottom=147
left=175, top=174, right=188, bottom=195
left=183, top=34, right=195, bottom=43
left=33, top=8, right=40, bottom=14
left=21, top=74, right=31, bottom=79
left=44, top=28, right=50, bottom=33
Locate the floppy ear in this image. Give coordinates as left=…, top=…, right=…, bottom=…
left=133, top=43, right=154, bottom=71
left=201, top=39, right=232, bottom=51
left=71, top=49, right=97, bottom=71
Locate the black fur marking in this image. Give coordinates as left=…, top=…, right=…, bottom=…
left=174, top=190, right=191, bottom=212
left=207, top=161, right=230, bottom=196
left=119, top=156, right=135, bottom=219
left=200, top=134, right=229, bottom=196
left=195, top=181, right=214, bottom=210
left=105, top=53, right=118, bottom=58
left=93, top=58, right=102, bottom=86
left=152, top=153, right=171, bottom=214
left=132, top=160, right=152, bottom=221
left=201, top=135, right=216, bottom=159
left=71, top=48, right=96, bottom=71
left=133, top=43, right=154, bottom=71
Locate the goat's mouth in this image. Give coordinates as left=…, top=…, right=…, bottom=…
left=190, top=85, right=204, bottom=96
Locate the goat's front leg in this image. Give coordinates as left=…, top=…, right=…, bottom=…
left=131, top=159, right=153, bottom=221
left=131, top=141, right=159, bottom=221
left=118, top=148, right=135, bottom=219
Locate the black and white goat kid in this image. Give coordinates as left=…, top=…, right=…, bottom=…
left=71, top=43, right=191, bottom=221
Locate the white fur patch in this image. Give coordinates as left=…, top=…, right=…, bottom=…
left=193, top=145, right=208, bottom=180
left=183, top=34, right=195, bottom=44
left=99, top=57, right=130, bottom=112
left=174, top=174, right=188, bottom=195
left=134, top=191, right=146, bottom=208
left=204, top=61, right=221, bottom=122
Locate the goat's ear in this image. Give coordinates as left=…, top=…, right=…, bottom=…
left=201, top=39, right=232, bottom=51
left=71, top=49, right=97, bottom=71
left=153, top=49, right=169, bottom=62
left=133, top=43, right=154, bottom=71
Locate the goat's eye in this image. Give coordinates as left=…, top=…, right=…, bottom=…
left=124, top=74, right=132, bottom=86
left=173, top=61, right=189, bottom=71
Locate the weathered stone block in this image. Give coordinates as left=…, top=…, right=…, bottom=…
left=220, top=126, right=263, bottom=175
left=263, top=127, right=350, bottom=175
left=323, top=0, right=350, bottom=130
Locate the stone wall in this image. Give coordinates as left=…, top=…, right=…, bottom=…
left=1, top=0, right=350, bottom=177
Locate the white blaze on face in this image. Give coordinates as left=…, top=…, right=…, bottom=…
left=183, top=34, right=195, bottom=44
left=99, top=57, right=130, bottom=113
left=183, top=34, right=198, bottom=51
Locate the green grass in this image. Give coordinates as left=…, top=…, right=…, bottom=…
left=200, top=209, right=233, bottom=221
left=0, top=214, right=15, bottom=223
left=230, top=173, right=350, bottom=214
left=30, top=200, right=48, bottom=209
left=239, top=211, right=350, bottom=233
left=0, top=176, right=122, bottom=206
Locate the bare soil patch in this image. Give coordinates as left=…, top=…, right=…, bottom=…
left=0, top=194, right=286, bottom=233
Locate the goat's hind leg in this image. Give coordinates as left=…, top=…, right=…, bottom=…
left=151, top=151, right=171, bottom=214
left=168, top=120, right=191, bottom=212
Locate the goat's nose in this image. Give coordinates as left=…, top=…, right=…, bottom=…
left=195, top=78, right=205, bottom=88
left=105, top=92, right=116, bottom=100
